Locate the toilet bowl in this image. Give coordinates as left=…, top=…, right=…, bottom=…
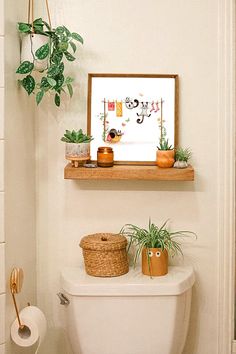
left=61, top=266, right=195, bottom=354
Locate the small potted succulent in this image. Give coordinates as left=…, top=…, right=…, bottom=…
left=120, top=220, right=195, bottom=277
left=156, top=138, right=175, bottom=168
left=16, top=18, right=83, bottom=107
left=174, top=147, right=192, bottom=169
left=61, top=129, right=93, bottom=168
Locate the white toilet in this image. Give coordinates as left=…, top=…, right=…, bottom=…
left=60, top=266, right=195, bottom=354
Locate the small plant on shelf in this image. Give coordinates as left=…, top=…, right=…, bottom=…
left=16, top=17, right=83, bottom=107
left=174, top=147, right=192, bottom=169
left=61, top=129, right=93, bottom=144
left=156, top=136, right=175, bottom=168
left=157, top=138, right=173, bottom=151
left=61, top=129, right=93, bottom=168
left=120, top=220, right=196, bottom=277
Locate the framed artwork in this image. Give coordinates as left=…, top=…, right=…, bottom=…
left=87, top=74, right=179, bottom=165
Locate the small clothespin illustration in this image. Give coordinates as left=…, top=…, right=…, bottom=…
left=116, top=101, right=123, bottom=117
left=154, top=101, right=160, bottom=112
left=150, top=101, right=155, bottom=113
left=108, top=100, right=115, bottom=111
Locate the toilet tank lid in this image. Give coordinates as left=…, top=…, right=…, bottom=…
left=61, top=266, right=195, bottom=296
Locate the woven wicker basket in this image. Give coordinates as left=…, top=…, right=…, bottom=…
left=80, top=233, right=129, bottom=277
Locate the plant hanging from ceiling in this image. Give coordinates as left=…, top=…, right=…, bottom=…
left=16, top=0, right=83, bottom=107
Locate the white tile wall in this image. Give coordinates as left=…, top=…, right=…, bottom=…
left=0, top=343, right=5, bottom=354
left=0, top=141, right=3, bottom=191
left=0, top=37, right=3, bottom=88
left=0, top=0, right=3, bottom=36
left=0, top=89, right=4, bottom=139
left=0, top=193, right=4, bottom=243
left=0, top=244, right=4, bottom=295
left=0, top=294, right=5, bottom=344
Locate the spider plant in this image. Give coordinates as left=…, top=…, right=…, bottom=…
left=175, top=147, right=192, bottom=162
left=120, top=220, right=196, bottom=268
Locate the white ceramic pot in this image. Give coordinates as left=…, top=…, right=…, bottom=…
left=173, top=160, right=188, bottom=169
left=65, top=143, right=90, bottom=168
left=21, top=34, right=49, bottom=71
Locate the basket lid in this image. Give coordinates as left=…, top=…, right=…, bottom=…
left=79, top=233, right=127, bottom=251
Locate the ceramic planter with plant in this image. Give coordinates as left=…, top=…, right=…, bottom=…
left=174, top=147, right=192, bottom=169
left=156, top=138, right=175, bottom=168
left=121, top=220, right=195, bottom=277
left=61, top=129, right=93, bottom=168
left=16, top=16, right=83, bottom=107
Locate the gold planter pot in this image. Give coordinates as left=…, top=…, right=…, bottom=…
left=156, top=150, right=175, bottom=168
left=142, top=248, right=168, bottom=276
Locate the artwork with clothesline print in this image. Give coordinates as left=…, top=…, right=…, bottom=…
left=87, top=74, right=179, bottom=165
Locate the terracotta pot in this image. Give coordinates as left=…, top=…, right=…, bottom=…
left=156, top=150, right=175, bottom=168
left=142, top=248, right=168, bottom=276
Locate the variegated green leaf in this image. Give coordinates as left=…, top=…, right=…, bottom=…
left=56, top=26, right=64, bottom=34
left=64, top=51, right=75, bottom=61
left=58, top=62, right=64, bottom=74
left=69, top=41, right=77, bottom=53
left=22, top=75, right=35, bottom=95
left=47, top=65, right=60, bottom=77
left=35, top=43, right=50, bottom=60
left=63, top=26, right=71, bottom=37
left=55, top=93, right=60, bottom=107
left=47, top=78, right=57, bottom=87
left=36, top=90, right=44, bottom=105
left=52, top=51, right=63, bottom=65
left=16, top=61, right=34, bottom=74
left=54, top=74, right=64, bottom=90
left=18, top=23, right=31, bottom=33
left=71, top=32, right=84, bottom=44
left=58, top=41, right=68, bottom=52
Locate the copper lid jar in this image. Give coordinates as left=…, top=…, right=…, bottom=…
left=97, top=147, right=114, bottom=167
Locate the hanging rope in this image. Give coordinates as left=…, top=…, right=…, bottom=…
left=27, top=0, right=52, bottom=31
left=27, top=0, right=30, bottom=23
left=31, top=0, right=34, bottom=33
left=45, top=0, right=52, bottom=29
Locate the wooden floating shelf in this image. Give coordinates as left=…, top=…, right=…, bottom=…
left=64, top=164, right=194, bottom=181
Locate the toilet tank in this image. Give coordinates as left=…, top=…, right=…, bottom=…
left=61, top=266, right=195, bottom=354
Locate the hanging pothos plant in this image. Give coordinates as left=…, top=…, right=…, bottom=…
left=16, top=17, right=83, bottom=107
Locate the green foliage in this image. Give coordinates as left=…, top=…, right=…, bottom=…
left=16, top=18, right=83, bottom=107
left=16, top=61, right=34, bottom=74
left=157, top=138, right=173, bottom=150
left=61, top=129, right=93, bottom=143
left=21, top=75, right=35, bottom=95
left=120, top=220, right=196, bottom=268
left=175, top=147, right=192, bottom=162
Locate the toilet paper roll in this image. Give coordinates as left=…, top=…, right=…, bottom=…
left=11, top=305, right=47, bottom=353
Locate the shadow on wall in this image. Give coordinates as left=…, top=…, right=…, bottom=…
left=38, top=327, right=73, bottom=354
left=183, top=283, right=199, bottom=354
left=69, top=174, right=204, bottom=193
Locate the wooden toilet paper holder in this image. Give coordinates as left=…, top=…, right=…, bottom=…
left=10, top=268, right=28, bottom=330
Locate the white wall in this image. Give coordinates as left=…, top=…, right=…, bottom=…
left=5, top=1, right=37, bottom=353
left=34, top=1, right=225, bottom=354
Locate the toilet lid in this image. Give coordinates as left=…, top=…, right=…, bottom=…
left=61, top=266, right=195, bottom=296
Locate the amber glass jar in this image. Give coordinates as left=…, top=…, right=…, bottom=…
left=97, top=147, right=114, bottom=167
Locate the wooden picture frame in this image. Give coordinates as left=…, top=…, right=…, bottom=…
left=87, top=73, right=179, bottom=165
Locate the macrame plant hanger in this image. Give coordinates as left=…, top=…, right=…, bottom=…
left=27, top=0, right=52, bottom=31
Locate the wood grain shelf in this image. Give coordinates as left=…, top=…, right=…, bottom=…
left=64, top=164, right=194, bottom=181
